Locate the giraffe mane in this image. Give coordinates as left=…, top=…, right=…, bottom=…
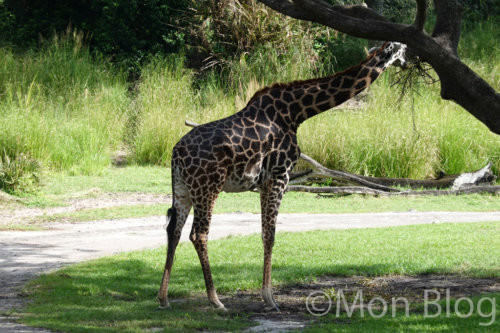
left=245, top=42, right=390, bottom=108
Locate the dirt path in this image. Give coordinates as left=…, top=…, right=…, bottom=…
left=0, top=192, right=170, bottom=225
left=1, top=211, right=500, bottom=332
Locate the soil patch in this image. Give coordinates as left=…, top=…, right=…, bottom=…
left=219, top=275, right=500, bottom=331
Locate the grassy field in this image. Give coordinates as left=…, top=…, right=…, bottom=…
left=19, top=221, right=500, bottom=331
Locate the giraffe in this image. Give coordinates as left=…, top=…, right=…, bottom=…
left=157, top=41, right=407, bottom=311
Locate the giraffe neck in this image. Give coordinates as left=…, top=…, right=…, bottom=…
left=248, top=42, right=405, bottom=128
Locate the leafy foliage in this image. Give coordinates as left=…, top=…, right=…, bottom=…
left=0, top=151, right=40, bottom=194
left=0, top=0, right=189, bottom=65
left=1, top=0, right=495, bottom=71
left=460, top=0, right=499, bottom=24
left=183, top=0, right=320, bottom=69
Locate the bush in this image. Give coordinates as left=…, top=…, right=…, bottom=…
left=0, top=151, right=40, bottom=194
left=0, top=0, right=188, bottom=65
left=184, top=0, right=332, bottom=71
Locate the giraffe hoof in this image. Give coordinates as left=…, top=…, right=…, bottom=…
left=157, top=303, right=171, bottom=310
left=216, top=305, right=228, bottom=312
left=210, top=300, right=227, bottom=311
left=261, top=287, right=280, bottom=312
left=157, top=297, right=171, bottom=310
left=264, top=304, right=281, bottom=312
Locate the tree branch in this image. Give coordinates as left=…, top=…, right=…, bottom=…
left=413, top=0, right=428, bottom=31
left=254, top=0, right=316, bottom=21
left=432, top=0, right=462, bottom=55
left=293, top=0, right=407, bottom=40
left=257, top=0, right=500, bottom=134
left=330, top=3, right=388, bottom=23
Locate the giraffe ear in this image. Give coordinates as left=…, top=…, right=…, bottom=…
left=367, top=46, right=378, bottom=55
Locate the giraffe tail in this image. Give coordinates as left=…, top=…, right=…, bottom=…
left=166, top=206, right=177, bottom=250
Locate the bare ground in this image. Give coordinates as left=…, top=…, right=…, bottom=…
left=159, top=275, right=500, bottom=332
left=225, top=275, right=500, bottom=331
left=0, top=192, right=170, bottom=226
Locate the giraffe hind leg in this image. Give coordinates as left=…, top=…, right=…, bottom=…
left=158, top=191, right=192, bottom=309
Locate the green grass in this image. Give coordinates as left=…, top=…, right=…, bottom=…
left=35, top=166, right=500, bottom=206
left=0, top=33, right=130, bottom=175
left=0, top=166, right=170, bottom=210
left=41, top=166, right=171, bottom=197
left=27, top=192, right=500, bottom=225
left=2, top=21, right=499, bottom=186
left=20, top=222, right=500, bottom=331
left=0, top=223, right=44, bottom=231
left=0, top=165, right=494, bottom=228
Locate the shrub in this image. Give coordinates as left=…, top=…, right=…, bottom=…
left=0, top=0, right=188, bottom=65
left=0, top=151, right=41, bottom=194
left=185, top=0, right=319, bottom=67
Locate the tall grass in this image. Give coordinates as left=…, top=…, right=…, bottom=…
left=1, top=21, right=498, bottom=182
left=132, top=43, right=322, bottom=165
left=133, top=57, right=199, bottom=165
left=133, top=19, right=499, bottom=178
left=297, top=69, right=500, bottom=177
left=0, top=32, right=130, bottom=174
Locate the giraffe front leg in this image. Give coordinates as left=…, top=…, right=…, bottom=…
left=260, top=177, right=286, bottom=312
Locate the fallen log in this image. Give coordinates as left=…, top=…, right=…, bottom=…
left=287, top=185, right=386, bottom=196
left=292, top=154, right=496, bottom=190
left=288, top=185, right=500, bottom=196
left=296, top=153, right=400, bottom=192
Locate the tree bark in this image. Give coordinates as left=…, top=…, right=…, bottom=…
left=292, top=154, right=496, bottom=190
left=297, top=153, right=400, bottom=192
left=257, top=0, right=500, bottom=134
left=288, top=185, right=500, bottom=196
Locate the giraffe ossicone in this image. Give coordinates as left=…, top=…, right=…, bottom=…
left=157, top=41, right=408, bottom=311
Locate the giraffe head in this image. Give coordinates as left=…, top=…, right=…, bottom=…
left=369, top=42, right=408, bottom=69
left=379, top=42, right=408, bottom=69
